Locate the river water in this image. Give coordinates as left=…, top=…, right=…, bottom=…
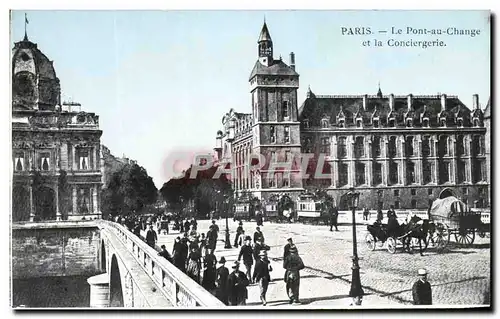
left=12, top=275, right=90, bottom=308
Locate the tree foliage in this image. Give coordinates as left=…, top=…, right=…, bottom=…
left=159, top=163, right=232, bottom=218
left=100, top=163, right=158, bottom=217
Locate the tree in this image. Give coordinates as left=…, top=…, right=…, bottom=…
left=100, top=163, right=157, bottom=217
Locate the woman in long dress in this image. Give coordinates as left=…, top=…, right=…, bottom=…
left=186, top=246, right=202, bottom=283
left=201, top=248, right=217, bottom=292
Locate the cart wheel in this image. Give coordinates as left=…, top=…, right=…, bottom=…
left=431, top=222, right=450, bottom=252
left=386, top=237, right=397, bottom=254
left=365, top=233, right=376, bottom=251
left=454, top=229, right=475, bottom=247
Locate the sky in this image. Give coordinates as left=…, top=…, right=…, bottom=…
left=10, top=10, right=490, bottom=188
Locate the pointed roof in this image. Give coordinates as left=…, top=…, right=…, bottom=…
left=377, top=82, right=383, bottom=98
left=258, top=22, right=272, bottom=42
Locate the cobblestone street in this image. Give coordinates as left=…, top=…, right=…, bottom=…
left=151, top=218, right=490, bottom=307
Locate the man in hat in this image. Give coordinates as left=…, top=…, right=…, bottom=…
left=158, top=245, right=173, bottom=263
left=238, top=236, right=255, bottom=283
left=412, top=268, right=432, bottom=305
left=283, top=246, right=305, bottom=304
left=252, top=250, right=273, bottom=306
left=329, top=205, right=339, bottom=231
left=254, top=226, right=264, bottom=244
left=215, top=257, right=229, bottom=305
left=234, top=221, right=244, bottom=248
left=146, top=225, right=158, bottom=248
left=283, top=236, right=298, bottom=260
left=209, top=220, right=220, bottom=250
left=227, top=261, right=250, bottom=306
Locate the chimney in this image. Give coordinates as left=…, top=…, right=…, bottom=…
left=362, top=94, right=368, bottom=111
left=441, top=94, right=447, bottom=112
left=290, top=52, right=295, bottom=70
left=389, top=94, right=395, bottom=111
left=407, top=94, right=413, bottom=111
left=473, top=94, right=479, bottom=110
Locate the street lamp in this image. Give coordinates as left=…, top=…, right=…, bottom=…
left=224, top=195, right=232, bottom=249
left=347, top=187, right=364, bottom=305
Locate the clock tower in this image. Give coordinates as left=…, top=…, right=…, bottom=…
left=249, top=22, right=303, bottom=201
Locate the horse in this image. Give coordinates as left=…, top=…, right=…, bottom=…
left=401, top=215, right=432, bottom=256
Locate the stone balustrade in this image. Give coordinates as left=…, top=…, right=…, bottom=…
left=99, top=220, right=224, bottom=308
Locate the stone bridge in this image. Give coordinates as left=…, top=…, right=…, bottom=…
left=12, top=220, right=224, bottom=308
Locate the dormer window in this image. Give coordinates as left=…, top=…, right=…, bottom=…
left=422, top=118, right=429, bottom=127
left=356, top=119, right=363, bottom=128
left=457, top=118, right=463, bottom=127
left=473, top=118, right=480, bottom=127
left=406, top=118, right=413, bottom=127
left=373, top=118, right=379, bottom=128
left=338, top=119, right=345, bottom=128
left=321, top=119, right=329, bottom=128
left=270, top=126, right=276, bottom=143
left=14, top=152, right=24, bottom=171
left=303, top=119, right=309, bottom=128
left=388, top=118, right=395, bottom=127
left=440, top=118, right=446, bottom=127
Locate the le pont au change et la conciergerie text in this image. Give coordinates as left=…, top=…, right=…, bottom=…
left=341, top=26, right=482, bottom=49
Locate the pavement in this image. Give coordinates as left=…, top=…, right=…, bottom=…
left=142, top=217, right=491, bottom=308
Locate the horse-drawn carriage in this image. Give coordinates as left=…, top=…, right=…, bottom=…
left=427, top=196, right=490, bottom=250
left=365, top=196, right=490, bottom=255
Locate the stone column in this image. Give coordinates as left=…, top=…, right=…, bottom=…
left=382, top=136, right=389, bottom=186
left=72, top=185, right=78, bottom=217
left=366, top=136, right=372, bottom=186
left=348, top=136, right=355, bottom=186
left=29, top=185, right=35, bottom=221
left=450, top=136, right=456, bottom=184
left=416, top=136, right=423, bottom=185
left=87, top=273, right=109, bottom=307
left=55, top=183, right=61, bottom=221
left=92, top=146, right=97, bottom=171
left=93, top=185, right=98, bottom=215
left=331, top=136, right=337, bottom=187
left=433, top=136, right=439, bottom=184
left=72, top=144, right=76, bottom=170
left=400, top=136, right=406, bottom=186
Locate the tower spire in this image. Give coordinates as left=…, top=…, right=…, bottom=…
left=377, top=81, right=383, bottom=98
left=24, top=13, right=29, bottom=41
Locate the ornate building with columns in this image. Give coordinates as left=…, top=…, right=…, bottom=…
left=214, top=22, right=489, bottom=210
left=12, top=34, right=103, bottom=222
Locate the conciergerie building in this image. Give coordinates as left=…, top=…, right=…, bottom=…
left=214, top=22, right=489, bottom=211
left=11, top=32, right=103, bottom=222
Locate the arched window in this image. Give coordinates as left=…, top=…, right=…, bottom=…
left=321, top=118, right=329, bottom=128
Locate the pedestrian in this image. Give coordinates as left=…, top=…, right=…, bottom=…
left=173, top=237, right=189, bottom=273
left=186, top=246, right=202, bottom=284
left=191, top=218, right=198, bottom=231
left=329, top=205, right=339, bottom=231
left=253, top=237, right=264, bottom=261
left=252, top=250, right=273, bottom=306
left=387, top=205, right=397, bottom=220
left=283, top=236, right=298, bottom=260
left=363, top=207, right=370, bottom=221
left=158, top=245, right=173, bottom=263
left=209, top=220, right=220, bottom=250
left=234, top=221, right=244, bottom=248
left=146, top=225, right=157, bottom=248
left=253, top=226, right=264, bottom=244
left=283, top=246, right=305, bottom=304
left=256, top=210, right=263, bottom=226
left=376, top=209, right=384, bottom=223
left=215, top=257, right=229, bottom=305
left=227, top=261, right=250, bottom=306
left=133, top=222, right=141, bottom=238
left=238, top=236, right=254, bottom=283
left=412, top=268, right=432, bottom=305
left=188, top=224, right=198, bottom=241
left=201, top=247, right=217, bottom=292
left=200, top=233, right=207, bottom=254
left=207, top=227, right=217, bottom=251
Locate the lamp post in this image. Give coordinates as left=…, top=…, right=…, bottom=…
left=347, top=187, right=364, bottom=305
left=223, top=193, right=232, bottom=249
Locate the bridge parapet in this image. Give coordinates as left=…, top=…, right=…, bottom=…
left=98, top=220, right=224, bottom=308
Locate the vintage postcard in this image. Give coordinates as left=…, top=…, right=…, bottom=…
left=10, top=10, right=491, bottom=309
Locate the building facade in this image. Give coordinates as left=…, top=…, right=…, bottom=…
left=215, top=22, right=489, bottom=210
left=12, top=34, right=103, bottom=222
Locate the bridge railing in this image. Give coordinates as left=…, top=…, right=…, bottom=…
left=98, top=220, right=224, bottom=308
